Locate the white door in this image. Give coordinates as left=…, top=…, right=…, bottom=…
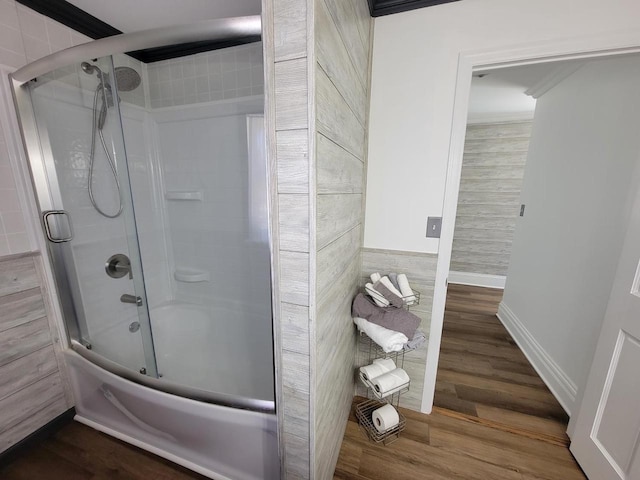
left=570, top=185, right=640, bottom=479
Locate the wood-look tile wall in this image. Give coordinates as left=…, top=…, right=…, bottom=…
left=313, top=1, right=371, bottom=479
left=450, top=121, right=532, bottom=277
left=0, top=253, right=73, bottom=453
left=267, top=0, right=312, bottom=477
left=267, top=0, right=371, bottom=476
left=358, top=248, right=437, bottom=411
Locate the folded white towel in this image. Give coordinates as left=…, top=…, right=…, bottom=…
left=372, top=368, right=411, bottom=397
left=379, top=276, right=404, bottom=299
left=397, top=274, right=416, bottom=305
left=370, top=272, right=381, bottom=284
left=365, top=282, right=389, bottom=307
left=353, top=317, right=408, bottom=353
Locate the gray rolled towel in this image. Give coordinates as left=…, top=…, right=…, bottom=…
left=352, top=293, right=421, bottom=339
left=404, top=330, right=426, bottom=351
left=373, top=280, right=404, bottom=308
left=388, top=273, right=401, bottom=292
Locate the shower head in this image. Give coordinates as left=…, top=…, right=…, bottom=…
left=81, top=62, right=141, bottom=92
left=113, top=66, right=141, bottom=92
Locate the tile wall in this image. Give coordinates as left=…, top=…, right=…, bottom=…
left=0, top=0, right=91, bottom=256
left=146, top=42, right=264, bottom=108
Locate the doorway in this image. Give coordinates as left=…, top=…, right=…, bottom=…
left=433, top=52, right=640, bottom=478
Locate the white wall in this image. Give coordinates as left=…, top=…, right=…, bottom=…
left=364, top=0, right=640, bottom=254
left=501, top=56, right=640, bottom=412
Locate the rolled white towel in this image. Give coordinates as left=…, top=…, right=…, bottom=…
left=397, top=274, right=416, bottom=305
left=370, top=272, right=381, bottom=283
left=365, top=283, right=389, bottom=307
left=372, top=368, right=411, bottom=397
left=379, top=276, right=403, bottom=299
left=353, top=317, right=408, bottom=353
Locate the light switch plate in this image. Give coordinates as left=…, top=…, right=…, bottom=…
left=426, top=217, right=442, bottom=238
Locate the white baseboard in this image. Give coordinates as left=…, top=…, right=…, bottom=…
left=448, top=271, right=506, bottom=289
left=497, top=302, right=577, bottom=416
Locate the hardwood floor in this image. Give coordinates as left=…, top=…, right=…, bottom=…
left=334, top=397, right=585, bottom=480
left=0, top=422, right=207, bottom=480
left=435, top=284, right=570, bottom=443
left=333, top=284, right=586, bottom=479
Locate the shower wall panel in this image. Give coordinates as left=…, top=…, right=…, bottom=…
left=146, top=42, right=264, bottom=108
left=151, top=98, right=273, bottom=378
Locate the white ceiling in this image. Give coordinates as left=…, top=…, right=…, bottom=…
left=66, top=0, right=261, bottom=33
left=467, top=63, right=559, bottom=122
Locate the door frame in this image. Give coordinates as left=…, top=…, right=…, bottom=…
left=423, top=29, right=640, bottom=429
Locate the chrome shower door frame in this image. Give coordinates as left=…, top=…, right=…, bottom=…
left=13, top=55, right=160, bottom=378
left=8, top=16, right=275, bottom=413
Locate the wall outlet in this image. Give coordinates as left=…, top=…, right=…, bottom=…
left=426, top=217, right=442, bottom=238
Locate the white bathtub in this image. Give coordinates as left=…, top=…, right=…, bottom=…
left=65, top=351, right=279, bottom=480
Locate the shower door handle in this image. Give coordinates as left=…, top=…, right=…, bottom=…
left=43, top=210, right=73, bottom=243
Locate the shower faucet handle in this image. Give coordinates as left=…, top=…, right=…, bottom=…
left=120, top=294, right=142, bottom=306
left=106, top=254, right=132, bottom=279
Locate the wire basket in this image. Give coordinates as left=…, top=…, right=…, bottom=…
left=355, top=398, right=406, bottom=445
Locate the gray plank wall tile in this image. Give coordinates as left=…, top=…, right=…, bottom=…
left=313, top=0, right=371, bottom=478
left=317, top=134, right=363, bottom=194
left=316, top=68, right=365, bottom=160
left=274, top=0, right=308, bottom=62
left=0, top=254, right=71, bottom=454
left=275, top=58, right=308, bottom=131
left=277, top=130, right=309, bottom=194
left=322, top=0, right=369, bottom=87
left=451, top=121, right=532, bottom=277
left=279, top=195, right=310, bottom=252
left=358, top=248, right=438, bottom=411
left=270, top=1, right=312, bottom=477
left=316, top=0, right=367, bottom=123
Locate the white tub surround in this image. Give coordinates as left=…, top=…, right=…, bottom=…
left=67, top=351, right=278, bottom=480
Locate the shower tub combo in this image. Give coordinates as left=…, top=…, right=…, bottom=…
left=10, top=17, right=278, bottom=480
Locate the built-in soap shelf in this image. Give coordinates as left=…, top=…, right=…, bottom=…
left=165, top=191, right=202, bottom=201
left=174, top=269, right=210, bottom=283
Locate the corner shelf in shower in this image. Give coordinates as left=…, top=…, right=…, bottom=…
left=174, top=269, right=210, bottom=283
left=164, top=191, right=203, bottom=201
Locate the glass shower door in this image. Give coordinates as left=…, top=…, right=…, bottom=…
left=26, top=56, right=157, bottom=377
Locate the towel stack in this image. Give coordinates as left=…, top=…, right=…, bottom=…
left=352, top=272, right=425, bottom=353
left=365, top=272, right=414, bottom=308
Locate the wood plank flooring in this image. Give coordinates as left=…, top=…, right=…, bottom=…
left=333, top=284, right=586, bottom=479
left=0, top=422, right=207, bottom=480
left=435, top=284, right=570, bottom=443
